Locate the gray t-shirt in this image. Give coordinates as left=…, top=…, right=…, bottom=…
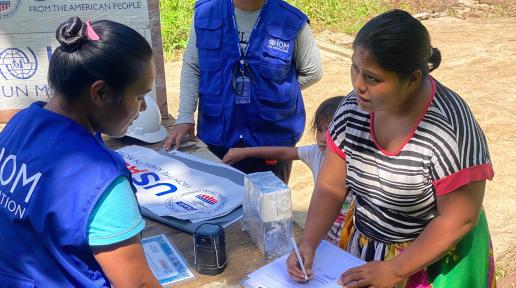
left=176, top=7, right=323, bottom=124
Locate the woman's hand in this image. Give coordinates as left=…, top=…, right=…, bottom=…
left=222, top=148, right=248, bottom=165
left=338, top=260, right=403, bottom=288
left=286, top=242, right=316, bottom=283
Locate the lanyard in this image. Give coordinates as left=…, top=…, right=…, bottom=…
left=230, top=0, right=267, bottom=61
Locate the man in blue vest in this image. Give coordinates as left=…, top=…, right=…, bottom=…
left=165, top=0, right=323, bottom=183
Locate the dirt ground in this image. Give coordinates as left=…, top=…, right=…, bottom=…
left=165, top=15, right=516, bottom=283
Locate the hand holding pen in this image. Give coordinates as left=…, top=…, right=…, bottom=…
left=286, top=239, right=315, bottom=283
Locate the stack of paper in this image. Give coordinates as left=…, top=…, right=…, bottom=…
left=117, top=146, right=245, bottom=223
left=241, top=240, right=365, bottom=288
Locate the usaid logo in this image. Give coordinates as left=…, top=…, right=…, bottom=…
left=267, top=38, right=290, bottom=53
left=0, top=0, right=21, bottom=20
left=165, top=189, right=228, bottom=214
left=196, top=194, right=218, bottom=205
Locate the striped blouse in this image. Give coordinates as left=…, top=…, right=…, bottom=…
left=327, top=77, right=494, bottom=243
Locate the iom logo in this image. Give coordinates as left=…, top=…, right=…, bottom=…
left=267, top=38, right=290, bottom=53
left=0, top=0, right=21, bottom=19
left=0, top=47, right=38, bottom=80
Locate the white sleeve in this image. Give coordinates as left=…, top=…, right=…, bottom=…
left=297, top=144, right=318, bottom=170
left=297, top=144, right=324, bottom=181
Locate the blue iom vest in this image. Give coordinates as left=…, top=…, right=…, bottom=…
left=194, top=0, right=308, bottom=148
left=0, top=102, right=133, bottom=287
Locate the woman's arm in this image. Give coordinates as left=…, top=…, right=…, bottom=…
left=392, top=180, right=485, bottom=277
left=303, top=149, right=348, bottom=246
left=287, top=149, right=348, bottom=282
left=93, top=235, right=161, bottom=288
left=339, top=180, right=486, bottom=288
left=222, top=146, right=299, bottom=165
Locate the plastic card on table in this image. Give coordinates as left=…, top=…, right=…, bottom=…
left=142, top=234, right=194, bottom=286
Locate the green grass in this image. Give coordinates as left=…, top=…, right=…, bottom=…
left=159, top=0, right=196, bottom=61
left=159, top=0, right=387, bottom=61
left=287, top=0, right=386, bottom=34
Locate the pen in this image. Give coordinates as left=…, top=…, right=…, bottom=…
left=291, top=237, right=309, bottom=282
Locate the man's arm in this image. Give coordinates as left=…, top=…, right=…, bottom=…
left=164, top=21, right=199, bottom=150
left=177, top=21, right=200, bottom=125
left=294, top=23, right=323, bottom=90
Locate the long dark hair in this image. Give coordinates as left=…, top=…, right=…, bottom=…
left=353, top=9, right=441, bottom=79
left=48, top=17, right=153, bottom=103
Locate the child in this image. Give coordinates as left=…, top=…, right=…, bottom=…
left=0, top=17, right=161, bottom=287
left=287, top=10, right=496, bottom=288
left=222, top=96, right=351, bottom=244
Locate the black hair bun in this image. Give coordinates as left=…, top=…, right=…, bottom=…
left=428, top=47, right=442, bottom=72
left=56, top=17, right=86, bottom=50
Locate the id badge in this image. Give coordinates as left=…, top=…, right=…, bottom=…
left=235, top=75, right=251, bottom=104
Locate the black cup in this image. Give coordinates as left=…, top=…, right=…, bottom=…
left=193, top=223, right=227, bottom=275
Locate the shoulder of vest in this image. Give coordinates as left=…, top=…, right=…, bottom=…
left=275, top=0, right=308, bottom=21
left=195, top=0, right=225, bottom=19
left=195, top=0, right=212, bottom=8
left=195, top=0, right=223, bottom=9
left=69, top=135, right=126, bottom=171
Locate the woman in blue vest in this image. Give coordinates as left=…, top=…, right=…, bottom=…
left=0, top=17, right=161, bottom=287
left=164, top=0, right=323, bottom=183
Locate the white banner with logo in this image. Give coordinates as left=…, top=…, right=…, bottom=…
left=0, top=0, right=155, bottom=110
left=117, top=146, right=245, bottom=223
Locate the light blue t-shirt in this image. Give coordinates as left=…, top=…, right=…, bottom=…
left=87, top=176, right=145, bottom=246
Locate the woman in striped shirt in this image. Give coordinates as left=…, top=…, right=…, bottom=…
left=287, top=9, right=496, bottom=288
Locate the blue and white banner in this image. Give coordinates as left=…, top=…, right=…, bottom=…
left=117, top=145, right=245, bottom=223
left=0, top=0, right=154, bottom=110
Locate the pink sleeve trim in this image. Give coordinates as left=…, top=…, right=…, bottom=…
left=433, top=163, right=494, bottom=196
left=326, top=131, right=346, bottom=160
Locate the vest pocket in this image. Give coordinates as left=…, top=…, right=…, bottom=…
left=259, top=24, right=296, bottom=81
left=256, top=67, right=297, bottom=106
left=259, top=60, right=290, bottom=81
left=249, top=106, right=296, bottom=146
left=0, top=270, right=36, bottom=288
left=264, top=24, right=297, bottom=59
left=195, top=18, right=223, bottom=50
left=199, top=58, right=223, bottom=97
left=198, top=103, right=224, bottom=145
left=257, top=106, right=294, bottom=121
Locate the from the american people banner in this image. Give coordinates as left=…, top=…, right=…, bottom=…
left=0, top=0, right=168, bottom=123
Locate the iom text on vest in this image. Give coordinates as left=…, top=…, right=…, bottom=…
left=0, top=147, right=41, bottom=219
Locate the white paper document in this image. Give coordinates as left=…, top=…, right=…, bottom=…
left=242, top=240, right=365, bottom=288
left=117, top=146, right=244, bottom=222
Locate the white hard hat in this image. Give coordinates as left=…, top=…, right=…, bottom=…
left=125, top=95, right=168, bottom=143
